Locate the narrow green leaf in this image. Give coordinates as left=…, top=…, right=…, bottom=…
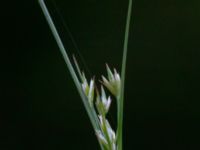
left=117, top=0, right=133, bottom=150
left=38, top=1, right=103, bottom=149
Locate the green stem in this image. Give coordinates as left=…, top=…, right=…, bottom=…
left=38, top=0, right=103, bottom=149
left=117, top=0, right=132, bottom=150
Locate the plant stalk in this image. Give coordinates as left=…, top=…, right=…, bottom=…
left=38, top=0, right=103, bottom=149
left=117, top=0, right=132, bottom=150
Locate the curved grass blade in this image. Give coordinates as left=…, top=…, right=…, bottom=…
left=38, top=0, right=103, bottom=149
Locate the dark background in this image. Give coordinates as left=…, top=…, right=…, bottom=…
left=1, top=0, right=200, bottom=149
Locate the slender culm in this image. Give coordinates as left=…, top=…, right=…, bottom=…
left=117, top=0, right=133, bottom=150
left=38, top=0, right=102, bottom=146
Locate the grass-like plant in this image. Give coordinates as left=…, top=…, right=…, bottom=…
left=38, top=0, right=132, bottom=149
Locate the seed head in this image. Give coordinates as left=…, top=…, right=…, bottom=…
left=81, top=73, right=95, bottom=107
left=96, top=86, right=112, bottom=116
left=101, top=64, right=121, bottom=98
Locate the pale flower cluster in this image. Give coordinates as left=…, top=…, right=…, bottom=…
left=81, top=65, right=121, bottom=150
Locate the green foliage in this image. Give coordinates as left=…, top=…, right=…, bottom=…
left=38, top=0, right=132, bottom=149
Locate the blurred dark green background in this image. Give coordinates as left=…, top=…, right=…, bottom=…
left=1, top=0, right=200, bottom=149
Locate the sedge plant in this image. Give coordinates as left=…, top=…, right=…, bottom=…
left=38, top=0, right=132, bottom=149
